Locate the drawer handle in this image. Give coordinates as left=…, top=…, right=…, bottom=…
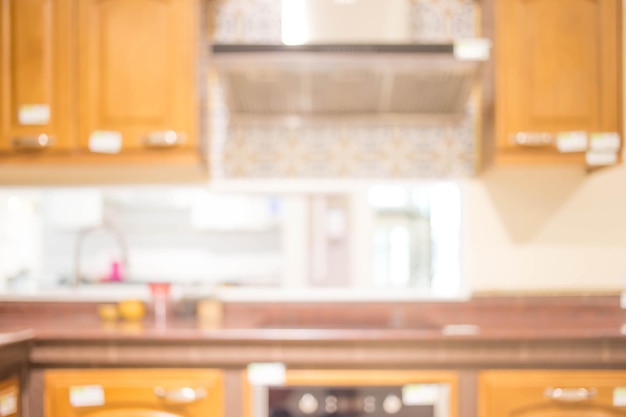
left=143, top=130, right=186, bottom=148
left=544, top=388, right=597, bottom=402
left=12, top=134, right=54, bottom=149
left=510, top=132, right=554, bottom=147
left=154, top=387, right=207, bottom=403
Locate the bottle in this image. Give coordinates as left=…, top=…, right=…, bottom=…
left=149, top=282, right=171, bottom=327
left=110, top=261, right=122, bottom=282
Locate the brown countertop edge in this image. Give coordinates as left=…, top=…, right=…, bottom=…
left=25, top=325, right=626, bottom=342
left=22, top=323, right=626, bottom=369
left=0, top=321, right=623, bottom=344
left=0, top=329, right=34, bottom=347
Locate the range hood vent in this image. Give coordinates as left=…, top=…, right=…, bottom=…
left=211, top=0, right=488, bottom=124
left=212, top=44, right=484, bottom=124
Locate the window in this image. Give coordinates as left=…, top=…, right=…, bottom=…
left=357, top=182, right=462, bottom=297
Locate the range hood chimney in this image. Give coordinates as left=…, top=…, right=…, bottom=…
left=211, top=0, right=490, bottom=124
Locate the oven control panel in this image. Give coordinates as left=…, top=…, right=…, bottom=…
left=265, top=385, right=448, bottom=417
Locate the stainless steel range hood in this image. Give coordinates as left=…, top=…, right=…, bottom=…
left=211, top=0, right=489, bottom=124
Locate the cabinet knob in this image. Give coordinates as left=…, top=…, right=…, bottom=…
left=12, top=134, right=54, bottom=150
left=510, top=132, right=554, bottom=147
left=143, top=130, right=186, bottom=148
left=544, top=387, right=597, bottom=402
left=154, top=387, right=207, bottom=403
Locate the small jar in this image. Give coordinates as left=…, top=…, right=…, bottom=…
left=197, top=299, right=223, bottom=328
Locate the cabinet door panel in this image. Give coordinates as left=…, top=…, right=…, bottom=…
left=87, top=409, right=190, bottom=417
left=480, top=371, right=626, bottom=417
left=494, top=0, right=621, bottom=161
left=45, top=369, right=223, bottom=417
left=0, top=376, right=19, bottom=417
left=0, top=0, right=73, bottom=152
left=78, top=0, right=197, bottom=153
left=522, top=1, right=598, bottom=126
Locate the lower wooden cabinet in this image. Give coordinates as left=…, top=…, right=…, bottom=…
left=480, top=370, right=626, bottom=417
left=44, top=369, right=223, bottom=417
left=0, top=376, right=19, bottom=417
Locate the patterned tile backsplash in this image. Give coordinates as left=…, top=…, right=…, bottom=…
left=410, top=0, right=477, bottom=42
left=213, top=0, right=282, bottom=44
left=212, top=0, right=480, bottom=179
left=213, top=0, right=478, bottom=44
left=219, top=121, right=477, bottom=179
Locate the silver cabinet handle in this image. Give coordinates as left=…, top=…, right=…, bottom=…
left=154, top=387, right=207, bottom=403
left=510, top=132, right=554, bottom=147
left=12, top=134, right=54, bottom=149
left=143, top=130, right=186, bottom=147
left=544, top=388, right=597, bottom=402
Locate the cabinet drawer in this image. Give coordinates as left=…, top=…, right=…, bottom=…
left=0, top=376, right=19, bottom=417
left=480, top=370, right=626, bottom=417
left=45, top=369, right=223, bottom=417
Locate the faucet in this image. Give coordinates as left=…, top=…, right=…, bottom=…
left=74, top=218, right=128, bottom=287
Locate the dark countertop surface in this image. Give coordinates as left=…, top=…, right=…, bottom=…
left=0, top=315, right=625, bottom=344
left=2, top=296, right=626, bottom=368
left=0, top=328, right=34, bottom=347
left=1, top=294, right=625, bottom=344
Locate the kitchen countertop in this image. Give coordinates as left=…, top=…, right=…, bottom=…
left=2, top=295, right=625, bottom=368
left=1, top=318, right=625, bottom=369
left=0, top=329, right=31, bottom=375
left=1, top=317, right=625, bottom=342
left=0, top=328, right=34, bottom=347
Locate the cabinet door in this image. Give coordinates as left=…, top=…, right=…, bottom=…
left=0, top=0, right=74, bottom=153
left=77, top=0, right=198, bottom=154
left=480, top=371, right=626, bottom=417
left=494, top=0, right=621, bottom=164
left=45, top=369, right=223, bottom=417
left=0, top=376, right=19, bottom=417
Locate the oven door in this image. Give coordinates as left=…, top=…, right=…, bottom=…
left=251, top=384, right=451, bottom=417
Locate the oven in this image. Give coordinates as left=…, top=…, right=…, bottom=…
left=247, top=370, right=456, bottom=417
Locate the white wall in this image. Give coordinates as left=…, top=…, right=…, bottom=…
left=463, top=164, right=626, bottom=293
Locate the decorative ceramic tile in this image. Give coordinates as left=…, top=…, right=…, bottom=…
left=214, top=0, right=282, bottom=44
left=219, top=112, right=477, bottom=179
left=214, top=96, right=479, bottom=179
left=213, top=0, right=477, bottom=45
left=410, top=0, right=477, bottom=42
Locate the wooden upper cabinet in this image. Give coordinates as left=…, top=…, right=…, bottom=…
left=494, top=0, right=622, bottom=165
left=77, top=0, right=198, bottom=154
left=0, top=0, right=74, bottom=154
left=480, top=371, right=626, bottom=417
left=45, top=369, right=223, bottom=417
